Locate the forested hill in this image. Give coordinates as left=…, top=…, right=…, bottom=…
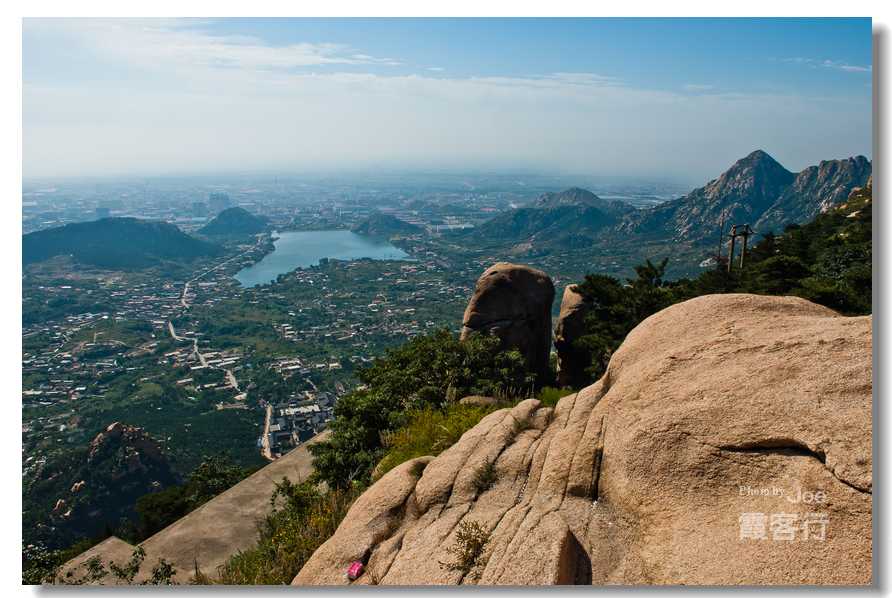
left=199, top=207, right=268, bottom=236
left=23, top=217, right=221, bottom=269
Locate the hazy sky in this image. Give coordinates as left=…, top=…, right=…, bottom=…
left=23, top=18, right=873, bottom=181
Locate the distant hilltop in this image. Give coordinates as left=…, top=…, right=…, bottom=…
left=23, top=217, right=221, bottom=269
left=199, top=207, right=268, bottom=236
left=351, top=211, right=422, bottom=237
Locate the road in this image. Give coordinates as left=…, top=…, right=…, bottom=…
left=178, top=236, right=266, bottom=310
left=168, top=321, right=206, bottom=367
left=261, top=404, right=273, bottom=461
left=225, top=369, right=239, bottom=392
left=167, top=321, right=184, bottom=341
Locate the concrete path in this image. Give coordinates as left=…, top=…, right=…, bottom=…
left=59, top=431, right=329, bottom=584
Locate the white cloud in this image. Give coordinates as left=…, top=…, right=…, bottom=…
left=24, top=18, right=402, bottom=73
left=782, top=56, right=871, bottom=73
left=22, top=19, right=872, bottom=180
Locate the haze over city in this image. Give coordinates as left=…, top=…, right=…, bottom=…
left=23, top=17, right=872, bottom=181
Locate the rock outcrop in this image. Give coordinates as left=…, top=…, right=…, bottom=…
left=295, top=294, right=872, bottom=585
left=553, top=284, right=592, bottom=388
left=460, top=263, right=555, bottom=381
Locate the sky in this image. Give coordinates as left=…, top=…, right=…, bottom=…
left=23, top=18, right=873, bottom=182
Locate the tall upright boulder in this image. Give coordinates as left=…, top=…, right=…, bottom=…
left=554, top=284, right=593, bottom=388
left=460, top=263, right=555, bottom=380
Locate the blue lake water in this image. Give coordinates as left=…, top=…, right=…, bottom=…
left=234, top=230, right=411, bottom=287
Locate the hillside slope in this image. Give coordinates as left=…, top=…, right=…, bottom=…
left=199, top=207, right=268, bottom=236
left=471, top=187, right=633, bottom=248
left=295, top=294, right=872, bottom=585
left=351, top=212, right=422, bottom=237
left=23, top=217, right=220, bottom=269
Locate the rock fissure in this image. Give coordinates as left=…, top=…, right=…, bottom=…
left=715, top=439, right=871, bottom=494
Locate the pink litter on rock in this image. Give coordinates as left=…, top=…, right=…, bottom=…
left=347, top=561, right=364, bottom=580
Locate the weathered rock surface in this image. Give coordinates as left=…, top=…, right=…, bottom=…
left=554, top=284, right=593, bottom=388
left=295, top=294, right=872, bottom=586
left=460, top=263, right=555, bottom=380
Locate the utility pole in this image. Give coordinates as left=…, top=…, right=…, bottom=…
left=726, top=223, right=754, bottom=272
left=727, top=224, right=737, bottom=273
left=738, top=224, right=754, bottom=269
left=716, top=209, right=727, bottom=265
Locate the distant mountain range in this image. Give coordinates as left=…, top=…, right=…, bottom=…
left=199, top=207, right=268, bottom=236
left=352, top=211, right=422, bottom=237
left=23, top=217, right=221, bottom=269
left=470, top=187, right=635, bottom=250
left=621, top=150, right=871, bottom=242
left=467, top=150, right=871, bottom=252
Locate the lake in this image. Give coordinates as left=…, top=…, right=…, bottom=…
left=234, top=230, right=411, bottom=287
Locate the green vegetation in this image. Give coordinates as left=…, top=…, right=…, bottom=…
left=199, top=207, right=268, bottom=236
left=209, top=478, right=362, bottom=585
left=309, top=329, right=537, bottom=489
left=534, top=386, right=576, bottom=407
left=376, top=403, right=501, bottom=479
left=572, top=184, right=873, bottom=386
left=56, top=546, right=178, bottom=586
left=23, top=217, right=221, bottom=269
left=439, top=520, right=491, bottom=581
left=471, top=459, right=499, bottom=494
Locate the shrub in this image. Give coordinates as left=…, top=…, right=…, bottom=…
left=311, top=329, right=542, bottom=489
left=471, top=459, right=499, bottom=495
left=375, top=403, right=500, bottom=479
left=440, top=520, right=491, bottom=581
left=534, top=386, right=575, bottom=408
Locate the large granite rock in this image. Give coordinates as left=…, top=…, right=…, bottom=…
left=295, top=294, right=872, bottom=585
left=460, top=263, right=555, bottom=380
left=554, top=284, right=593, bottom=388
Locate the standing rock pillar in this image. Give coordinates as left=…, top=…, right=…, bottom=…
left=460, top=262, right=555, bottom=381
left=554, top=284, right=593, bottom=388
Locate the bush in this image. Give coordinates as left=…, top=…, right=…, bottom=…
left=440, top=520, right=491, bottom=581
left=471, top=459, right=499, bottom=495
left=534, top=386, right=575, bottom=407
left=375, top=404, right=501, bottom=479
left=311, top=329, right=542, bottom=489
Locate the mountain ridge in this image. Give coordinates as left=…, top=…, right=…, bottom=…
left=23, top=217, right=222, bottom=269
left=471, top=151, right=871, bottom=251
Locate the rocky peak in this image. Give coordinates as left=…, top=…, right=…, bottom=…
left=88, top=422, right=165, bottom=471
left=755, top=155, right=872, bottom=233
left=698, top=149, right=795, bottom=208
left=621, top=150, right=869, bottom=242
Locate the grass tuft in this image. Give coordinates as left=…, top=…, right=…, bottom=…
left=375, top=404, right=500, bottom=480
